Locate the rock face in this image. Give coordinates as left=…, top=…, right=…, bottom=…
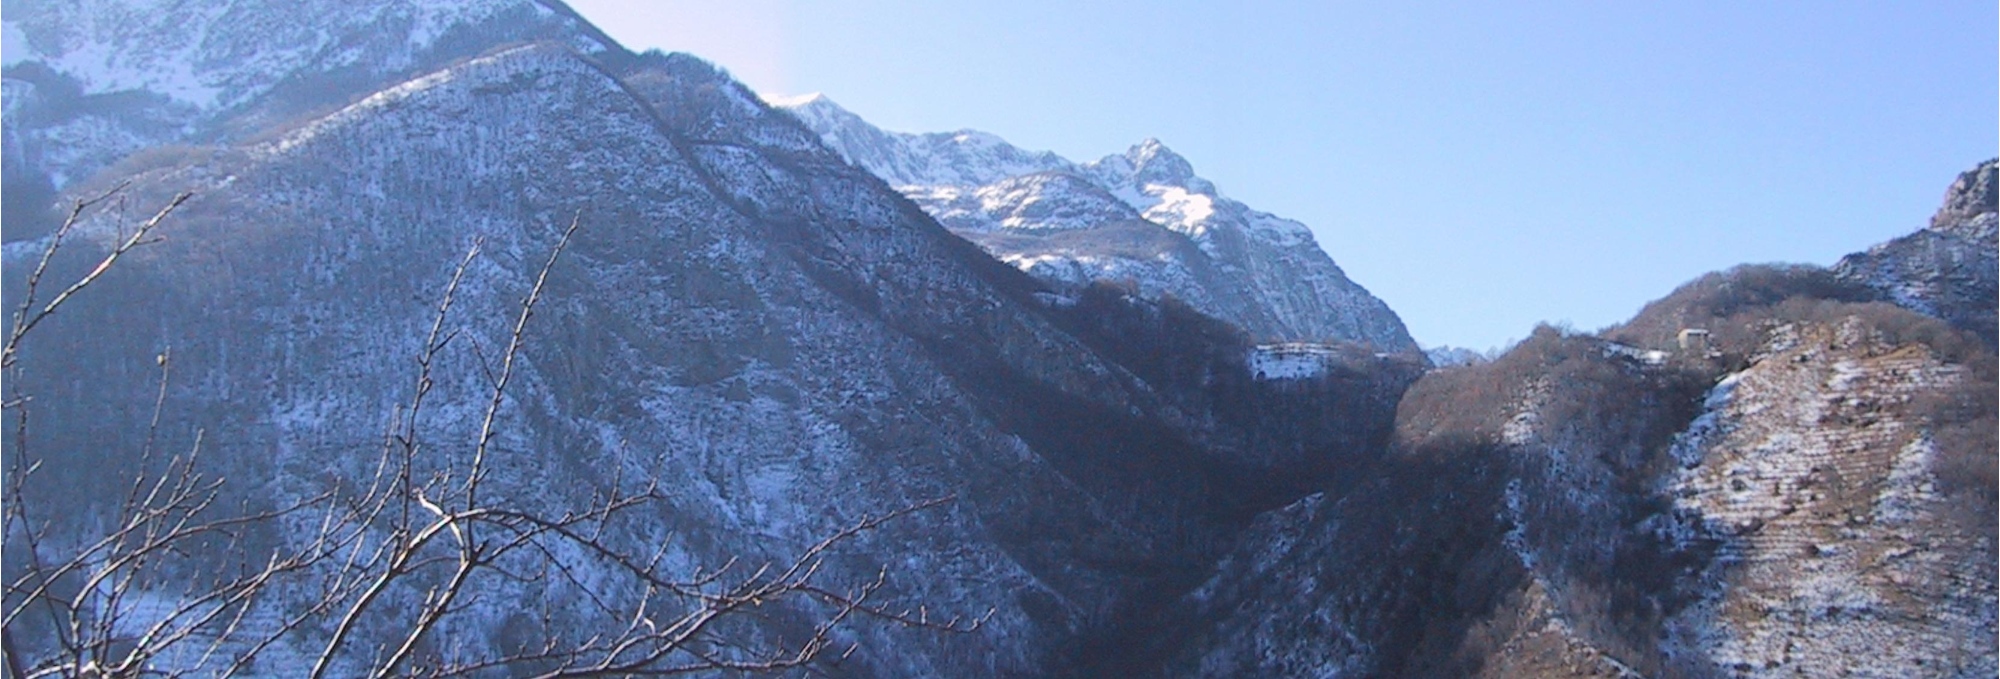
left=771, top=94, right=1417, bottom=351
left=0, top=4, right=1418, bottom=675
left=1930, top=159, right=1999, bottom=232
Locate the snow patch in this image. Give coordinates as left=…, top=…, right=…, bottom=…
left=1140, top=185, right=1217, bottom=234
left=53, top=33, right=223, bottom=108
left=2, top=20, right=31, bottom=67
left=1602, top=341, right=1670, bottom=366
left=1873, top=434, right=1939, bottom=524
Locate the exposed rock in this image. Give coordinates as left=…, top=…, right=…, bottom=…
left=1835, top=159, right=1998, bottom=345
left=1930, top=158, right=1998, bottom=233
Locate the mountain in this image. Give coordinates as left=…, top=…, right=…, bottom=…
left=1131, top=162, right=1999, bottom=678
left=770, top=94, right=1418, bottom=352
left=3, top=1, right=1990, bottom=676
left=1835, top=158, right=1998, bottom=346
left=1, top=3, right=1418, bottom=675
left=1, top=0, right=618, bottom=239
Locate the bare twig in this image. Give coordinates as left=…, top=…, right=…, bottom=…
left=7, top=207, right=985, bottom=678
left=4, top=190, right=189, bottom=370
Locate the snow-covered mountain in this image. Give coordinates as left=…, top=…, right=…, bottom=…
left=770, top=93, right=1418, bottom=352
left=1, top=5, right=1419, bottom=675
left=1, top=0, right=616, bottom=226
left=2, top=1, right=1990, bottom=676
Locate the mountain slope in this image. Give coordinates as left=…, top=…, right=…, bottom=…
left=4, top=2, right=1986, bottom=675
left=1835, top=158, right=1998, bottom=345
left=1, top=32, right=1418, bottom=677
left=1138, top=161, right=2000, bottom=678
left=771, top=94, right=1417, bottom=351
left=1657, top=316, right=1995, bottom=676
left=1, top=0, right=617, bottom=238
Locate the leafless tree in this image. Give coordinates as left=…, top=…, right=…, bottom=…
left=2, top=190, right=988, bottom=678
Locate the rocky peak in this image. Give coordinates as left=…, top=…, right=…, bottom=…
left=1089, top=137, right=1216, bottom=195
left=1126, top=138, right=1196, bottom=184
left=1930, top=157, right=1998, bottom=235
left=1832, top=159, right=2000, bottom=345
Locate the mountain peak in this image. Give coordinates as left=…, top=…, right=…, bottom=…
left=763, top=91, right=877, bottom=139
left=1124, top=137, right=1197, bottom=186
left=1083, top=137, right=1214, bottom=197
left=1129, top=137, right=1175, bottom=158
left=761, top=91, right=831, bottom=109
left=1930, top=157, right=1997, bottom=233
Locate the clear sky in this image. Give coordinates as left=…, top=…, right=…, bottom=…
left=564, top=0, right=1996, bottom=352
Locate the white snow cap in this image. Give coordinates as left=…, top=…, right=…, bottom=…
left=759, top=91, right=830, bottom=108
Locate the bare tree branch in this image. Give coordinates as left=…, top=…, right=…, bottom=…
left=4, top=190, right=190, bottom=371
left=5, top=206, right=986, bottom=678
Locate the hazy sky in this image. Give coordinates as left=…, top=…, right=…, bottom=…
left=564, top=0, right=1997, bottom=351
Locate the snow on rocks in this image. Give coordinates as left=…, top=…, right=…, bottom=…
left=1248, top=342, right=1343, bottom=380
left=1662, top=324, right=1995, bottom=677
left=771, top=94, right=1417, bottom=350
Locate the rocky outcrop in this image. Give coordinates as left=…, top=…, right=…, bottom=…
left=1930, top=159, right=1998, bottom=233
left=1835, top=159, right=1998, bottom=345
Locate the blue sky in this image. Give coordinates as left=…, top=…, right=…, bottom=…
left=566, top=1, right=1997, bottom=352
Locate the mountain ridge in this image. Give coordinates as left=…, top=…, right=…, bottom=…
left=771, top=93, right=1418, bottom=350
left=0, top=3, right=1990, bottom=676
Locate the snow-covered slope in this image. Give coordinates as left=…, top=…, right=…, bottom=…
left=1660, top=319, right=1996, bottom=677
left=0, top=0, right=614, bottom=199
left=766, top=92, right=1067, bottom=189
left=771, top=94, right=1418, bottom=351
